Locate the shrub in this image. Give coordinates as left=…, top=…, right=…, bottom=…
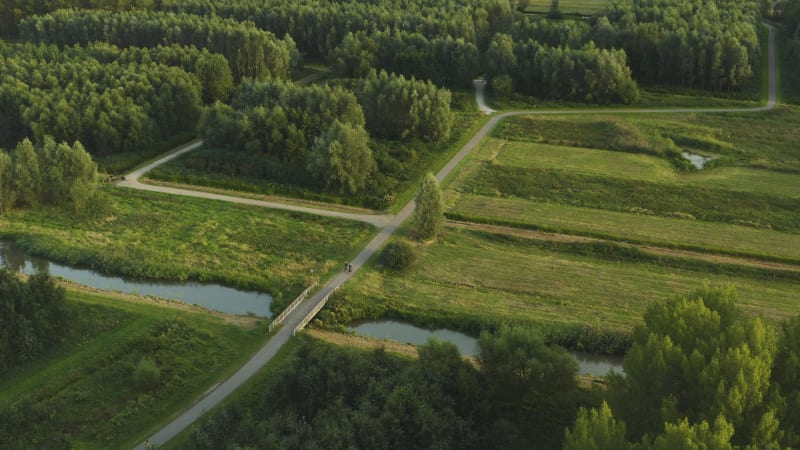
left=381, top=240, right=416, bottom=271
left=133, top=357, right=161, bottom=391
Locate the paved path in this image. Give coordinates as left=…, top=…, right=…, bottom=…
left=118, top=145, right=390, bottom=228
left=135, top=25, right=777, bottom=449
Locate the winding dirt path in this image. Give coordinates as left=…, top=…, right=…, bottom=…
left=134, top=25, right=778, bottom=449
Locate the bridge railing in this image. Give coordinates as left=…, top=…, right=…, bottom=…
left=269, top=282, right=317, bottom=333
left=293, top=286, right=339, bottom=335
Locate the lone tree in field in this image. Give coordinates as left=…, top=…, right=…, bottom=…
left=414, top=173, right=443, bottom=239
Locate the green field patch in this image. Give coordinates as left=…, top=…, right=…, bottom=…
left=0, top=188, right=373, bottom=308
left=320, top=229, right=800, bottom=338
left=0, top=289, right=267, bottom=449
left=496, top=140, right=800, bottom=198
left=448, top=195, right=800, bottom=263
left=494, top=110, right=800, bottom=172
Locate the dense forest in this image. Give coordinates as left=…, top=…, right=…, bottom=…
left=186, top=288, right=800, bottom=450
left=0, top=270, right=67, bottom=374
left=0, top=138, right=97, bottom=213
left=189, top=327, right=585, bottom=450
left=566, top=287, right=800, bottom=449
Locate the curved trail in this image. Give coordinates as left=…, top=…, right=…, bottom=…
left=135, top=25, right=776, bottom=449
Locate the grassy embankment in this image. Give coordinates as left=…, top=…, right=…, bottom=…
left=0, top=286, right=268, bottom=449
left=0, top=188, right=374, bottom=311
left=146, top=90, right=488, bottom=213
left=317, top=227, right=800, bottom=351
left=446, top=113, right=800, bottom=262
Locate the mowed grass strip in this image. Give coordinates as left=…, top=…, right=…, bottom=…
left=494, top=110, right=800, bottom=172
left=0, top=288, right=267, bottom=449
left=341, top=229, right=800, bottom=333
left=0, top=188, right=374, bottom=305
left=448, top=194, right=800, bottom=263
left=496, top=140, right=800, bottom=198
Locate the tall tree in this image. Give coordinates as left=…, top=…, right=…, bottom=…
left=413, top=173, right=444, bottom=239
left=307, top=120, right=375, bottom=195
left=608, top=286, right=779, bottom=447
left=11, top=139, right=40, bottom=208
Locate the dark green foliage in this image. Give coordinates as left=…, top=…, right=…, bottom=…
left=133, top=357, right=161, bottom=391
left=188, top=334, right=582, bottom=450
left=567, top=287, right=788, bottom=448
left=307, top=120, right=376, bottom=194
left=3, top=138, right=98, bottom=212
left=772, top=317, right=800, bottom=447
left=0, top=270, right=67, bottom=374
left=331, top=30, right=481, bottom=88
left=202, top=79, right=365, bottom=163
left=487, top=34, right=639, bottom=104
left=604, top=0, right=761, bottom=91
left=0, top=42, right=202, bottom=155
left=381, top=240, right=417, bottom=271
left=18, top=9, right=297, bottom=80
left=479, top=326, right=579, bottom=448
left=414, top=173, right=445, bottom=239
left=356, top=70, right=453, bottom=143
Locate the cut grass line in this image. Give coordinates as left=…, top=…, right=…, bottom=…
left=447, top=195, right=800, bottom=263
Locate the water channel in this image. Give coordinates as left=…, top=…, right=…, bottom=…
left=0, top=240, right=273, bottom=317
left=349, top=320, right=625, bottom=376
left=682, top=151, right=714, bottom=169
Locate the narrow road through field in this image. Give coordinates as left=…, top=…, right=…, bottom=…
left=135, top=25, right=777, bottom=449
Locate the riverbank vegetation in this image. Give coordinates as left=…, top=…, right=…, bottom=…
left=566, top=287, right=800, bottom=449
left=0, top=270, right=66, bottom=374
left=0, top=188, right=373, bottom=309
left=173, top=329, right=595, bottom=450
left=0, top=282, right=268, bottom=449
left=315, top=227, right=800, bottom=355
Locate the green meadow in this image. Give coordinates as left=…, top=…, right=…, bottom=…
left=319, top=228, right=800, bottom=336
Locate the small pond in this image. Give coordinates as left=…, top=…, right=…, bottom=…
left=348, top=320, right=624, bottom=376
left=0, top=240, right=273, bottom=317
left=682, top=152, right=714, bottom=169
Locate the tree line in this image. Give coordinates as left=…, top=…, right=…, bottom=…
left=487, top=35, right=639, bottom=103
left=189, top=326, right=581, bottom=450
left=0, top=270, right=67, bottom=374
left=0, top=138, right=98, bottom=213
left=200, top=73, right=452, bottom=194
left=604, top=0, right=761, bottom=91
left=0, top=43, right=203, bottom=156
left=18, top=9, right=299, bottom=81
left=565, top=287, right=800, bottom=449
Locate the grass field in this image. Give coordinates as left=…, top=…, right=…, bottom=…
left=487, top=140, right=800, bottom=198
left=0, top=188, right=374, bottom=308
left=0, top=287, right=268, bottom=449
left=319, top=228, right=800, bottom=338
left=521, top=0, right=609, bottom=15
left=447, top=195, right=800, bottom=263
